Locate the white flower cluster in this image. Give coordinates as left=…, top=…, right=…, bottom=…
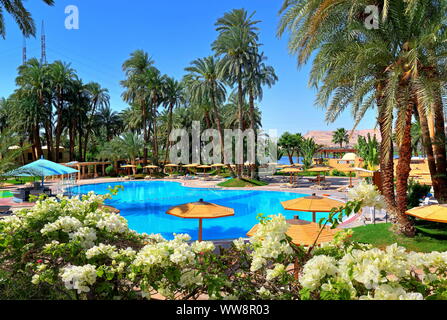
left=359, top=284, right=423, bottom=300
left=250, top=215, right=293, bottom=272
left=266, top=263, right=286, bottom=281
left=300, top=255, right=338, bottom=291
left=299, top=244, right=443, bottom=300
left=60, top=264, right=97, bottom=294
left=191, top=241, right=215, bottom=253
left=69, top=227, right=97, bottom=248
left=179, top=270, right=203, bottom=287
left=232, top=238, right=248, bottom=251
left=96, top=212, right=128, bottom=234
left=0, top=215, right=24, bottom=233
left=348, top=181, right=385, bottom=210
left=41, top=216, right=83, bottom=234
left=86, top=243, right=118, bottom=259
left=132, top=234, right=214, bottom=271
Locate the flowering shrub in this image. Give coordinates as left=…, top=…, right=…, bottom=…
left=1, top=192, right=447, bottom=300
left=348, top=181, right=385, bottom=210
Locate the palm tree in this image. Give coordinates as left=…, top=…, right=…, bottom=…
left=162, top=77, right=185, bottom=163
left=0, top=0, right=54, bottom=38
left=145, top=67, right=166, bottom=165
left=243, top=51, right=278, bottom=178
left=98, top=132, right=143, bottom=175
left=49, top=60, right=77, bottom=162
left=301, top=137, right=319, bottom=169
left=222, top=93, right=262, bottom=131
left=332, top=128, right=349, bottom=148
left=82, top=82, right=110, bottom=161
left=410, top=122, right=423, bottom=157
left=185, top=56, right=227, bottom=165
left=15, top=58, right=51, bottom=160
left=0, top=130, right=28, bottom=174
left=213, top=8, right=260, bottom=178
left=277, top=0, right=423, bottom=235
left=98, top=105, right=123, bottom=141
left=355, top=134, right=379, bottom=171
left=121, top=50, right=155, bottom=165
left=115, top=132, right=143, bottom=175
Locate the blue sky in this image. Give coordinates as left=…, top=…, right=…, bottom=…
left=0, top=0, right=377, bottom=135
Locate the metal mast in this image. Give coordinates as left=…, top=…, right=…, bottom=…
left=40, top=20, right=47, bottom=65
left=22, top=37, right=27, bottom=64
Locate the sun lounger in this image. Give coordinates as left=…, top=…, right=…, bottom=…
left=0, top=206, right=12, bottom=217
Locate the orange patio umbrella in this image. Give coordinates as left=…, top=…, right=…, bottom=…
left=247, top=218, right=340, bottom=280
left=281, top=194, right=344, bottom=223
left=121, top=164, right=137, bottom=175
left=406, top=204, right=447, bottom=223
left=307, top=166, right=333, bottom=185
left=164, top=163, right=179, bottom=174
left=339, top=167, right=356, bottom=188
left=277, top=164, right=293, bottom=169
left=166, top=199, right=235, bottom=241
left=197, top=165, right=212, bottom=173
left=247, top=219, right=340, bottom=246
left=307, top=166, right=332, bottom=172
left=280, top=167, right=302, bottom=184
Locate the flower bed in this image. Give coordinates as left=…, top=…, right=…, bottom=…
left=0, top=191, right=446, bottom=300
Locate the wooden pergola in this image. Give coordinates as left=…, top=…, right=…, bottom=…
left=64, top=161, right=112, bottom=180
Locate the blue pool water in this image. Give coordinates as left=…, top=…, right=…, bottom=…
left=68, top=181, right=331, bottom=241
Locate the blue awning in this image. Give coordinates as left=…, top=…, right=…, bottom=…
left=1, top=159, right=79, bottom=177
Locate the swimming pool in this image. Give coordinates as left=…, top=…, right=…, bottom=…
left=68, top=181, right=334, bottom=241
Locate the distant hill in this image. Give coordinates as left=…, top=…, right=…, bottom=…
left=303, top=129, right=381, bottom=147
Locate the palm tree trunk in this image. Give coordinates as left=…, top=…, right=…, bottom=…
left=44, top=121, right=53, bottom=161
left=416, top=97, right=441, bottom=199
left=69, top=122, right=75, bottom=161
left=395, top=97, right=416, bottom=236
left=152, top=101, right=159, bottom=165
left=287, top=151, right=294, bottom=165
left=211, top=85, right=235, bottom=177
left=237, top=76, right=244, bottom=179
left=142, top=103, right=148, bottom=166
left=378, top=100, right=396, bottom=209
left=163, top=103, right=174, bottom=164
left=33, top=124, right=43, bottom=160
left=248, top=89, right=258, bottom=179
left=54, top=94, right=64, bottom=162
left=431, top=91, right=447, bottom=203
left=78, top=128, right=83, bottom=162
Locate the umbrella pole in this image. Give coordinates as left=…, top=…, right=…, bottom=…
left=312, top=212, right=316, bottom=223
left=294, top=257, right=299, bottom=280
left=198, top=218, right=203, bottom=242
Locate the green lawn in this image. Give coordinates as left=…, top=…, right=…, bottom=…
left=217, top=178, right=268, bottom=188
left=2, top=177, right=38, bottom=185
left=350, top=222, right=447, bottom=252
left=0, top=190, right=13, bottom=198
